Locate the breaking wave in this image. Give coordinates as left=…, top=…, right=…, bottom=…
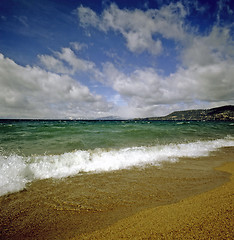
left=0, top=137, right=234, bottom=196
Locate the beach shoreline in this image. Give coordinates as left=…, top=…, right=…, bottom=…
left=75, top=147, right=234, bottom=240
left=0, top=147, right=233, bottom=239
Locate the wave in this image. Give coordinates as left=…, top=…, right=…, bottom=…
left=0, top=137, right=234, bottom=196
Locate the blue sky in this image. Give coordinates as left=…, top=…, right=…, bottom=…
left=0, top=0, right=233, bottom=119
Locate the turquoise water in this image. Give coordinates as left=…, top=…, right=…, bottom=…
left=0, top=120, right=234, bottom=196
left=1, top=120, right=233, bottom=155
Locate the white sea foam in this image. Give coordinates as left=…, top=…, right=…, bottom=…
left=0, top=138, right=234, bottom=196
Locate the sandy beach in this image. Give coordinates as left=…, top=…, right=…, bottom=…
left=76, top=149, right=234, bottom=240
left=0, top=147, right=233, bottom=240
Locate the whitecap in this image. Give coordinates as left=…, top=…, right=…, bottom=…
left=0, top=137, right=233, bottom=196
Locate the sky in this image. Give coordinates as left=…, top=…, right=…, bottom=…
left=0, top=0, right=233, bottom=119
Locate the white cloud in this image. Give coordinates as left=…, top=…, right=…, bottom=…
left=38, top=55, right=70, bottom=74
left=39, top=47, right=96, bottom=75
left=78, top=5, right=100, bottom=28
left=169, top=61, right=234, bottom=103
left=100, top=47, right=234, bottom=118
left=77, top=2, right=188, bottom=55
left=70, top=42, right=87, bottom=51
left=182, top=26, right=234, bottom=67
left=0, top=54, right=111, bottom=119
left=2, top=2, right=233, bottom=119
left=36, top=3, right=234, bottom=119
left=102, top=63, right=164, bottom=102
left=87, top=6, right=233, bottom=119
left=56, top=47, right=95, bottom=72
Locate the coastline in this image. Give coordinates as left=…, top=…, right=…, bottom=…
left=0, top=147, right=233, bottom=239
left=74, top=148, right=234, bottom=240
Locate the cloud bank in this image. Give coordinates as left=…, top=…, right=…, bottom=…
left=0, top=1, right=233, bottom=119
left=0, top=54, right=111, bottom=119
left=76, top=3, right=234, bottom=118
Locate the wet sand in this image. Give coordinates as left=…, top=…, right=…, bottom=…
left=77, top=149, right=234, bottom=240
left=0, top=147, right=233, bottom=239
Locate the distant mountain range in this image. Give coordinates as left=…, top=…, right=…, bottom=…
left=1, top=106, right=233, bottom=122
left=138, top=105, right=234, bottom=121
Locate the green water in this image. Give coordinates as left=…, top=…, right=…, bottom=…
left=1, top=120, right=233, bottom=156
left=1, top=120, right=234, bottom=196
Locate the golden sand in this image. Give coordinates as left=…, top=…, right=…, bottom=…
left=0, top=147, right=233, bottom=239
left=75, top=162, right=234, bottom=240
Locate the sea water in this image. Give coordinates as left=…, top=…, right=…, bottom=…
left=0, top=120, right=233, bottom=196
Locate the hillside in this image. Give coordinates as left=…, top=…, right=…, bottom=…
left=142, top=105, right=234, bottom=121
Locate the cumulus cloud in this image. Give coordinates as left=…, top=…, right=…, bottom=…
left=80, top=1, right=232, bottom=118
left=39, top=47, right=96, bottom=75
left=77, top=2, right=188, bottom=55
left=177, top=25, right=234, bottom=102
left=101, top=27, right=234, bottom=118
left=0, top=54, right=111, bottom=119
left=38, top=3, right=234, bottom=119
left=56, top=47, right=95, bottom=72
left=39, top=55, right=71, bottom=74
left=182, top=26, right=234, bottom=67
left=169, top=62, right=234, bottom=103
left=2, top=2, right=233, bottom=119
